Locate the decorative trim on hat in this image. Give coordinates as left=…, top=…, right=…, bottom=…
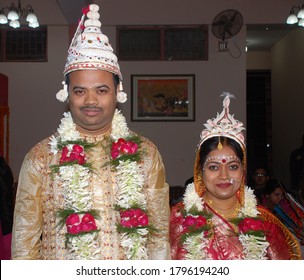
left=64, top=62, right=121, bottom=77
left=198, top=92, right=245, bottom=149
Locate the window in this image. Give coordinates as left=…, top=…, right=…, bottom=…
left=117, top=25, right=208, bottom=61
left=118, top=28, right=161, bottom=60
left=0, top=27, right=47, bottom=62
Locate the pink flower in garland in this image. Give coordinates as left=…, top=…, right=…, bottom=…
left=80, top=213, right=97, bottom=232
left=66, top=213, right=97, bottom=235
left=120, top=208, right=149, bottom=228
left=111, top=138, right=138, bottom=159
left=66, top=213, right=80, bottom=225
left=80, top=222, right=96, bottom=232
left=182, top=215, right=207, bottom=231
left=60, top=144, right=86, bottom=165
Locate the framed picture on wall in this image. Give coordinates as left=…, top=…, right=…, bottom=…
left=131, top=74, right=195, bottom=121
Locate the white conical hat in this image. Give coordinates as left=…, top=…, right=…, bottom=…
left=63, top=4, right=122, bottom=80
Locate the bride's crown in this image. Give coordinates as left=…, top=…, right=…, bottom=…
left=198, top=92, right=245, bottom=149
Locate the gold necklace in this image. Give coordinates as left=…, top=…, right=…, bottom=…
left=204, top=195, right=241, bottom=220
left=217, top=201, right=241, bottom=220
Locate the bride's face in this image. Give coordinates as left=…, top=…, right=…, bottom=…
left=202, top=145, right=244, bottom=201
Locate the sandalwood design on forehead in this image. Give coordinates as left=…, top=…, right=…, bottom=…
left=204, top=155, right=240, bottom=166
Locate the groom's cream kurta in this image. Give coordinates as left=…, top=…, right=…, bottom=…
left=12, top=130, right=170, bottom=260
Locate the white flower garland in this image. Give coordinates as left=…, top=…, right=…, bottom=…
left=182, top=183, right=212, bottom=260
left=115, top=160, right=145, bottom=209
left=115, top=159, right=148, bottom=259
left=183, top=183, right=203, bottom=212
left=182, top=185, right=269, bottom=260
left=50, top=109, right=147, bottom=259
left=57, top=165, right=92, bottom=211
left=238, top=187, right=269, bottom=260
left=68, top=232, right=101, bottom=260
left=184, top=232, right=210, bottom=260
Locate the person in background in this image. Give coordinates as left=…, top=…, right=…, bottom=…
left=0, top=155, right=14, bottom=260
left=262, top=178, right=304, bottom=254
left=11, top=4, right=170, bottom=260
left=251, top=166, right=269, bottom=204
left=170, top=93, right=301, bottom=260
left=289, top=134, right=304, bottom=200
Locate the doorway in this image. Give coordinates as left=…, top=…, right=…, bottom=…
left=246, top=70, right=272, bottom=185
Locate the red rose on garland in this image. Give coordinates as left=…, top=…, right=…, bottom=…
left=60, top=144, right=86, bottom=165
left=111, top=138, right=138, bottom=159
left=182, top=215, right=207, bottom=231
left=66, top=213, right=97, bottom=235
left=120, top=208, right=149, bottom=228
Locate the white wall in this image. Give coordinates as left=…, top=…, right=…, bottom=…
left=0, top=0, right=297, bottom=187
left=118, top=26, right=246, bottom=187
left=0, top=26, right=68, bottom=180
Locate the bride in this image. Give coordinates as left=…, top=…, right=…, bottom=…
left=170, top=93, right=301, bottom=260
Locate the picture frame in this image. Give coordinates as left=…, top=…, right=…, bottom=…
left=131, top=74, right=195, bottom=121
